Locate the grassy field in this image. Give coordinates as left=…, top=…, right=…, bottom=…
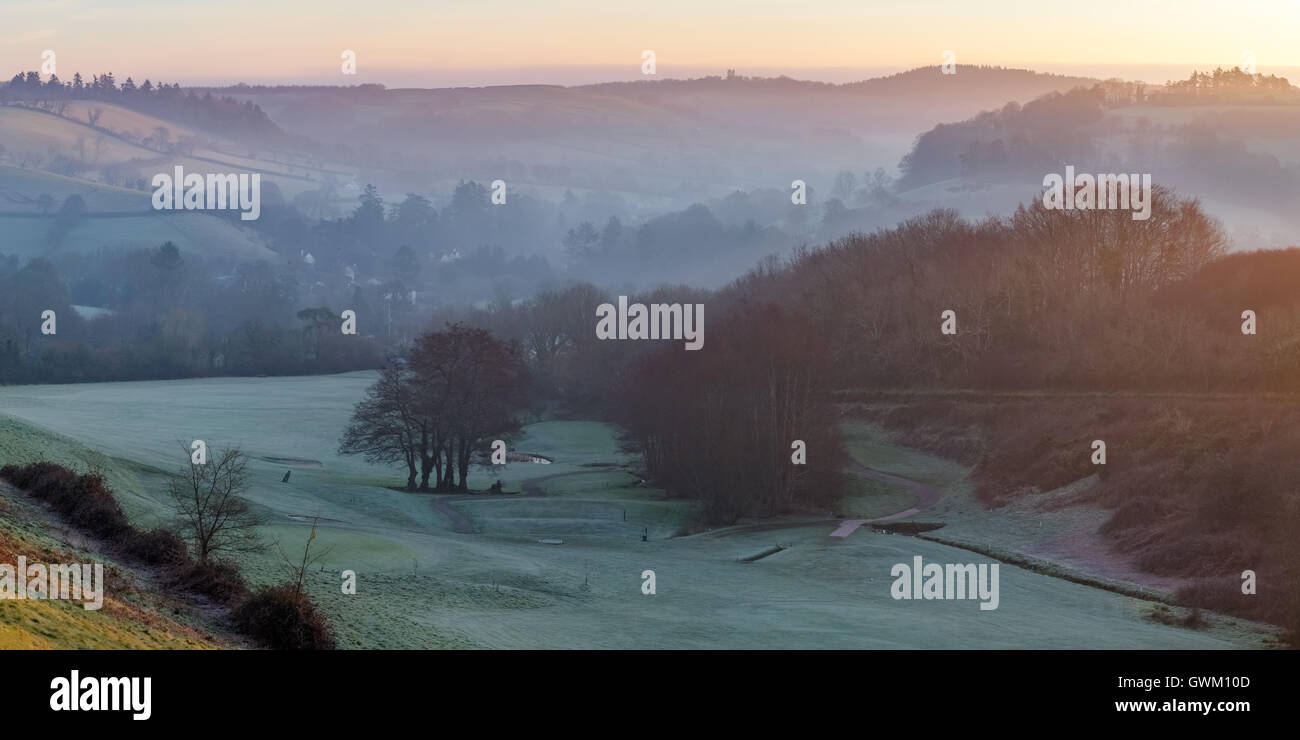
left=0, top=164, right=151, bottom=212
left=0, top=162, right=277, bottom=261
left=0, top=373, right=1279, bottom=648
left=0, top=102, right=349, bottom=211
left=0, top=106, right=153, bottom=170
left=0, top=211, right=276, bottom=259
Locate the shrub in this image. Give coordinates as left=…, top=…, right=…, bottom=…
left=232, top=585, right=335, bottom=650
left=126, top=527, right=190, bottom=566
left=171, top=559, right=249, bottom=605
left=1, top=462, right=130, bottom=539
left=64, top=475, right=132, bottom=539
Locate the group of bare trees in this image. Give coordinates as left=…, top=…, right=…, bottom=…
left=617, top=305, right=846, bottom=524
left=767, top=187, right=1230, bottom=390
left=341, top=186, right=1238, bottom=524
left=340, top=324, right=529, bottom=491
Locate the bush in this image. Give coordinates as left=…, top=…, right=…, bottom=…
left=233, top=585, right=335, bottom=650
left=126, top=527, right=190, bottom=566
left=0, top=462, right=130, bottom=539
left=64, top=476, right=132, bottom=539
left=171, top=559, right=249, bottom=605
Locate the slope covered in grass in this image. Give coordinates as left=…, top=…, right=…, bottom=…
left=847, top=397, right=1300, bottom=636
left=0, top=480, right=232, bottom=649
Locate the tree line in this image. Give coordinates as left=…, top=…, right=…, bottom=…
left=0, top=244, right=385, bottom=384
left=616, top=305, right=846, bottom=523
left=739, top=187, right=1258, bottom=392
left=411, top=185, right=1300, bottom=521
left=402, top=284, right=848, bottom=523
left=2, top=69, right=280, bottom=138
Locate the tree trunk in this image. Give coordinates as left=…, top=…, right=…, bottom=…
left=456, top=438, right=471, bottom=492
left=418, top=428, right=432, bottom=491
left=439, top=444, right=456, bottom=491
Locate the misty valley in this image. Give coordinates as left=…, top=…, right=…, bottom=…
left=0, top=21, right=1296, bottom=666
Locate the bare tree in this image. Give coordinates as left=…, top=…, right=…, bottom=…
left=275, top=516, right=333, bottom=596
left=339, top=362, right=423, bottom=490
left=167, top=444, right=266, bottom=562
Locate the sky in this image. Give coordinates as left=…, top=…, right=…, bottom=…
left=3, top=0, right=1299, bottom=87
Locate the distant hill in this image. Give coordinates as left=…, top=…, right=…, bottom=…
left=0, top=163, right=275, bottom=261
left=0, top=101, right=330, bottom=261
left=0, top=103, right=345, bottom=200
left=212, top=66, right=1098, bottom=200
left=582, top=65, right=1097, bottom=132
left=890, top=70, right=1300, bottom=249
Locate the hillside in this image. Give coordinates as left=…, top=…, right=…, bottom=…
left=0, top=103, right=290, bottom=260
left=0, top=485, right=236, bottom=648
left=0, top=102, right=345, bottom=199
left=0, top=163, right=148, bottom=212
left=891, top=72, right=1300, bottom=248
left=0, top=416, right=235, bottom=649
left=217, top=67, right=1097, bottom=199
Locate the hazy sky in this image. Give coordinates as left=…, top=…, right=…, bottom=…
left=3, top=0, right=1298, bottom=87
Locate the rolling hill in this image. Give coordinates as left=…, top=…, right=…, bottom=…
left=216, top=66, right=1098, bottom=200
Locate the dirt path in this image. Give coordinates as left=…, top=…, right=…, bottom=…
left=830, top=462, right=942, bottom=537
left=688, top=462, right=944, bottom=540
